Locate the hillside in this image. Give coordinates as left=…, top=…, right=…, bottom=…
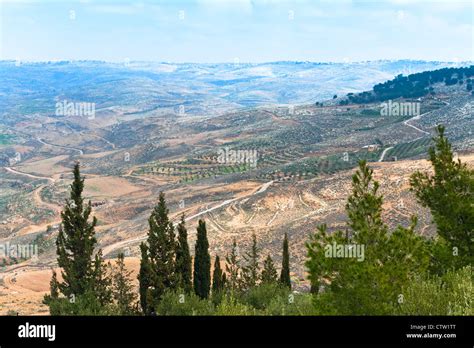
left=0, top=63, right=472, bottom=314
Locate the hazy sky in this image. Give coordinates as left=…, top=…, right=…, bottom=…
left=1, top=0, right=473, bottom=63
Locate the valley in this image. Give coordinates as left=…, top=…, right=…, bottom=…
left=0, top=61, right=472, bottom=314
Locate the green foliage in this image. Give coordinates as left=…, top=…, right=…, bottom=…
left=265, top=293, right=316, bottom=316
left=43, top=270, right=60, bottom=314
left=306, top=160, right=429, bottom=315
left=139, top=192, right=177, bottom=312
left=212, top=255, right=225, bottom=294
left=215, top=295, right=254, bottom=316
left=347, top=66, right=474, bottom=103
left=55, top=163, right=98, bottom=298
left=193, top=219, right=211, bottom=299
left=393, top=266, right=473, bottom=315
left=225, top=239, right=241, bottom=292
left=138, top=243, right=152, bottom=314
left=175, top=214, right=192, bottom=293
left=155, top=289, right=214, bottom=316
left=241, top=234, right=261, bottom=289
left=91, top=250, right=112, bottom=307
left=410, top=125, right=474, bottom=271
left=240, top=283, right=288, bottom=310
left=110, top=253, right=138, bottom=315
left=261, top=255, right=278, bottom=284
left=280, top=233, right=291, bottom=289
left=45, top=163, right=113, bottom=315
left=45, top=290, right=119, bottom=316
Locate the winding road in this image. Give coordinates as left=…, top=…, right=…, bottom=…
left=4, top=167, right=54, bottom=182
left=36, top=137, right=84, bottom=155
left=102, top=180, right=274, bottom=256
left=378, top=106, right=435, bottom=162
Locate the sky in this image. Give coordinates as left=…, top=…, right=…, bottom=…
left=0, top=0, right=473, bottom=63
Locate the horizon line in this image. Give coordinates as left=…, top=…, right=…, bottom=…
left=1, top=59, right=473, bottom=65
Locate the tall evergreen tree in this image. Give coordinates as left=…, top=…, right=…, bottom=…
left=212, top=255, right=224, bottom=293
left=225, top=239, right=241, bottom=292
left=261, top=255, right=278, bottom=284
left=91, top=250, right=112, bottom=307
left=138, top=243, right=152, bottom=315
left=280, top=233, right=291, bottom=289
left=175, top=214, right=192, bottom=293
left=193, top=219, right=211, bottom=298
left=241, top=233, right=260, bottom=289
left=410, top=125, right=474, bottom=270
left=43, top=269, right=60, bottom=314
left=55, top=163, right=99, bottom=298
left=138, top=192, right=177, bottom=312
left=111, top=252, right=137, bottom=315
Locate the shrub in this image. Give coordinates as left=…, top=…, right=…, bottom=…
left=393, top=266, right=473, bottom=315
left=155, top=289, right=214, bottom=316
left=240, top=283, right=289, bottom=310
left=215, top=295, right=254, bottom=315
left=265, top=293, right=316, bottom=315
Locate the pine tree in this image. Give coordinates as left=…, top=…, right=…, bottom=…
left=225, top=239, right=241, bottom=292
left=280, top=233, right=291, bottom=289
left=212, top=255, right=224, bottom=293
left=55, top=162, right=98, bottom=298
left=175, top=214, right=192, bottom=293
left=261, top=255, right=278, bottom=284
left=346, top=160, right=387, bottom=246
left=241, top=233, right=260, bottom=289
left=306, top=160, right=429, bottom=314
left=111, top=252, right=137, bottom=315
left=138, top=243, right=152, bottom=315
left=410, top=125, right=474, bottom=270
left=193, top=219, right=211, bottom=298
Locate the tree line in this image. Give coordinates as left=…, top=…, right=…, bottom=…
left=43, top=166, right=291, bottom=315
left=44, top=125, right=473, bottom=315
left=340, top=66, right=474, bottom=104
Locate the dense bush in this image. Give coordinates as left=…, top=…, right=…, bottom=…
left=155, top=290, right=214, bottom=316
left=393, top=266, right=473, bottom=315
left=239, top=283, right=289, bottom=310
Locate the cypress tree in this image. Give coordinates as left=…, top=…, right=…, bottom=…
left=212, top=255, right=224, bottom=293
left=49, top=270, right=60, bottom=300
left=43, top=269, right=60, bottom=314
left=261, top=255, right=278, bottom=284
left=225, top=239, right=241, bottom=292
left=91, top=250, right=112, bottom=307
left=175, top=214, right=192, bottom=293
left=193, top=219, right=211, bottom=298
left=280, top=233, right=291, bottom=289
left=242, top=233, right=260, bottom=289
left=139, top=192, right=177, bottom=311
left=111, top=252, right=137, bottom=315
left=55, top=163, right=99, bottom=297
left=138, top=243, right=152, bottom=315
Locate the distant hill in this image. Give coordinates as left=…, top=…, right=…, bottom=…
left=341, top=65, right=474, bottom=104
left=0, top=60, right=468, bottom=120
